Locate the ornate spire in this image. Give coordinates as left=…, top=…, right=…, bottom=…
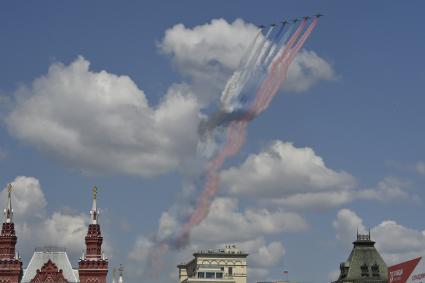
left=79, top=185, right=108, bottom=283
left=112, top=268, right=117, bottom=283
left=118, top=265, right=124, bottom=283
left=4, top=184, right=13, bottom=224
left=90, top=186, right=99, bottom=224
left=0, top=184, right=22, bottom=283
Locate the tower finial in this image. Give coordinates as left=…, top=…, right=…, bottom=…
left=90, top=186, right=99, bottom=224
left=93, top=186, right=97, bottom=200
left=118, top=265, right=124, bottom=283
left=4, top=184, right=13, bottom=223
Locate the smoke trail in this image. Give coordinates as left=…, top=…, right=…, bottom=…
left=257, top=18, right=319, bottom=112
left=253, top=19, right=308, bottom=113
left=221, top=26, right=275, bottom=112
left=258, top=23, right=288, bottom=68
left=173, top=18, right=319, bottom=247
left=264, top=22, right=295, bottom=67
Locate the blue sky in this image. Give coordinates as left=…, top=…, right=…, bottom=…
left=1, top=1, right=425, bottom=283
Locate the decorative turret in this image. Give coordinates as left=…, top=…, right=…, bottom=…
left=0, top=184, right=22, bottom=283
left=78, top=186, right=108, bottom=283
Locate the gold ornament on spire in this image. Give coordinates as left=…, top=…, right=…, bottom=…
left=7, top=183, right=12, bottom=195
left=93, top=186, right=98, bottom=200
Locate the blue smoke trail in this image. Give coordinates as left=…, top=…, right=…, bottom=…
left=264, top=22, right=295, bottom=67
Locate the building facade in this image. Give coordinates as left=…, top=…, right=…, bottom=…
left=178, top=245, right=248, bottom=283
left=333, top=232, right=388, bottom=283
left=0, top=185, right=109, bottom=283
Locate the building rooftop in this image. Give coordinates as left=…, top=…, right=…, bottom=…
left=333, top=233, right=388, bottom=283
left=21, top=247, right=79, bottom=283
left=193, top=245, right=248, bottom=257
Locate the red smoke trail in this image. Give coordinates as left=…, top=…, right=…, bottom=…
left=175, top=18, right=319, bottom=247
left=260, top=18, right=319, bottom=110
left=253, top=19, right=307, bottom=113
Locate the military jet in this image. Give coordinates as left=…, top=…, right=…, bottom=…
left=315, top=13, right=324, bottom=18
left=258, top=25, right=265, bottom=28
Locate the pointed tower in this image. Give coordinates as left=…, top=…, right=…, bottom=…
left=78, top=186, right=108, bottom=283
left=0, top=184, right=22, bottom=283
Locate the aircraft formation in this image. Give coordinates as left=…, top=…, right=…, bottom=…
left=258, top=13, right=323, bottom=28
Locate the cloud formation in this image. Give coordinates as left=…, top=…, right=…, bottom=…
left=191, top=197, right=307, bottom=243
left=333, top=208, right=367, bottom=243
left=222, top=141, right=356, bottom=198
left=221, top=141, right=416, bottom=210
left=7, top=57, right=201, bottom=177
left=416, top=161, right=425, bottom=176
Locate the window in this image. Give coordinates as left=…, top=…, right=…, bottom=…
left=220, top=267, right=224, bottom=271
left=372, top=263, right=380, bottom=277
left=216, top=272, right=223, bottom=279
left=361, top=264, right=369, bottom=277
left=198, top=272, right=205, bottom=278
left=228, top=267, right=233, bottom=275
left=206, top=272, right=215, bottom=279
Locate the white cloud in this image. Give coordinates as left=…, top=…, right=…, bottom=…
left=373, top=221, right=425, bottom=265
left=191, top=197, right=308, bottom=243
left=159, top=19, right=258, bottom=105
left=333, top=209, right=425, bottom=265
left=128, top=236, right=154, bottom=262
left=6, top=57, right=201, bottom=177
left=155, top=196, right=307, bottom=245
left=239, top=237, right=285, bottom=268
left=222, top=141, right=356, bottom=198
left=221, top=141, right=416, bottom=211
left=333, top=208, right=366, bottom=243
left=239, top=237, right=285, bottom=282
left=284, top=50, right=336, bottom=92
left=358, top=177, right=413, bottom=203
left=0, top=176, right=47, bottom=220
left=159, top=19, right=336, bottom=104
left=270, top=191, right=354, bottom=211
left=35, top=212, right=88, bottom=255
left=416, top=161, right=425, bottom=176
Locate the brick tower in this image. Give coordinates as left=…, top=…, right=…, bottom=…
left=0, top=184, right=22, bottom=283
left=78, top=186, right=108, bottom=283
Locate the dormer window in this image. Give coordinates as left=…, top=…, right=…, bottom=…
left=372, top=263, right=380, bottom=277
left=361, top=264, right=369, bottom=277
